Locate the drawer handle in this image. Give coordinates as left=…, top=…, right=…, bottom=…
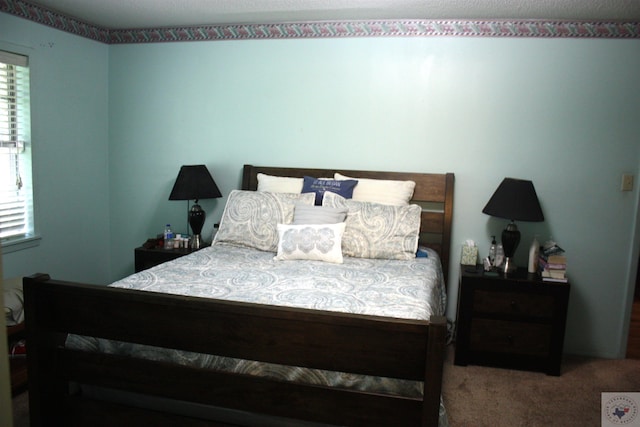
left=506, top=335, right=514, bottom=345
left=510, top=300, right=518, bottom=311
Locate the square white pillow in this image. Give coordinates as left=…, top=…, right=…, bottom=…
left=334, top=173, right=415, bottom=206
left=257, top=173, right=304, bottom=193
left=323, top=192, right=421, bottom=260
left=214, top=190, right=315, bottom=252
left=274, top=222, right=346, bottom=264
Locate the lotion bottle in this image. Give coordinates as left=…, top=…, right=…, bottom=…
left=489, top=236, right=497, bottom=266
left=528, top=235, right=540, bottom=273
left=495, top=244, right=504, bottom=269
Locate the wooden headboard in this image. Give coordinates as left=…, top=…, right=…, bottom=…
left=242, top=165, right=455, bottom=284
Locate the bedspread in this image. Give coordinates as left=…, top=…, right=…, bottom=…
left=112, top=243, right=446, bottom=319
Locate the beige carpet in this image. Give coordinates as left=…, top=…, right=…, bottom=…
left=12, top=345, right=640, bottom=426
left=442, top=345, right=640, bottom=427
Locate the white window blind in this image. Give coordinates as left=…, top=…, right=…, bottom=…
left=0, top=50, right=34, bottom=244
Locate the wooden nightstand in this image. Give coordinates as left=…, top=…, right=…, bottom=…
left=454, top=265, right=570, bottom=375
left=134, top=246, right=205, bottom=272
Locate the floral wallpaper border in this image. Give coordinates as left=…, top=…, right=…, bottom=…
left=2, top=0, right=639, bottom=44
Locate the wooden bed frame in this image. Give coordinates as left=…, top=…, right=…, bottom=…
left=24, top=165, right=454, bottom=427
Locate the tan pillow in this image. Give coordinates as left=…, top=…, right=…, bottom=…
left=334, top=173, right=415, bottom=206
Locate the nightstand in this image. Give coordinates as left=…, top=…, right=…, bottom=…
left=454, top=265, right=570, bottom=375
left=134, top=246, right=205, bottom=272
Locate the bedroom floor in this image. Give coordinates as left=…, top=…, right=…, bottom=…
left=441, top=345, right=640, bottom=426
left=11, top=391, right=27, bottom=427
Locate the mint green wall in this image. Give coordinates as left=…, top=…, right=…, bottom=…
left=109, top=37, right=640, bottom=358
left=0, top=14, right=110, bottom=283
left=3, top=12, right=640, bottom=358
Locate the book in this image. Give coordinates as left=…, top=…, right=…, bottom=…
left=545, top=254, right=567, bottom=264
left=542, top=269, right=566, bottom=279
left=538, top=257, right=567, bottom=270
left=538, top=239, right=568, bottom=283
left=542, top=276, right=568, bottom=283
left=541, top=240, right=564, bottom=257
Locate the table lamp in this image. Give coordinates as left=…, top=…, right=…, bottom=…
left=169, top=165, right=222, bottom=249
left=482, top=178, right=544, bottom=273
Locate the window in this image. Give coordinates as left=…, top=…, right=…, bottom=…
left=0, top=50, right=35, bottom=249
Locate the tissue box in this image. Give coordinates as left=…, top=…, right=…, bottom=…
left=461, top=246, right=478, bottom=265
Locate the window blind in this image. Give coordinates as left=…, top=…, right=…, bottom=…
left=0, top=50, right=34, bottom=243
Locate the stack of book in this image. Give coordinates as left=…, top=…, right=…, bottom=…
left=538, top=241, right=568, bottom=283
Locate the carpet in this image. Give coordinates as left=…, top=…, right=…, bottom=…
left=442, top=345, right=640, bottom=426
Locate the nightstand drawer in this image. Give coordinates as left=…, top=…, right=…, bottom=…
left=470, top=318, right=551, bottom=356
left=474, top=290, right=554, bottom=318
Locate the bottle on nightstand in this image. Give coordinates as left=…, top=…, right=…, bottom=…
left=164, top=224, right=174, bottom=250
left=528, top=235, right=540, bottom=273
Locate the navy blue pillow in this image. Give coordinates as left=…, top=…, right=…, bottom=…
left=302, top=176, right=358, bottom=205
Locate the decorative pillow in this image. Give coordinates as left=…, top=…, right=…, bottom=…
left=301, top=176, right=358, bottom=205
left=214, top=190, right=315, bottom=252
left=293, top=204, right=348, bottom=225
left=334, top=173, right=415, bottom=206
left=323, top=192, right=421, bottom=260
left=274, top=222, right=346, bottom=264
left=416, top=246, right=430, bottom=258
left=257, top=173, right=304, bottom=193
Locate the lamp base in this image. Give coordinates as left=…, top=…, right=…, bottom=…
left=188, top=202, right=206, bottom=249
left=190, top=234, right=203, bottom=249
left=500, top=221, right=521, bottom=274
left=502, top=257, right=517, bottom=274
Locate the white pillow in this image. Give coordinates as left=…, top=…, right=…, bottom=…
left=293, top=204, right=348, bottom=225
left=214, top=190, right=315, bottom=252
left=334, top=173, right=415, bottom=206
left=257, top=173, right=304, bottom=193
left=323, top=192, right=421, bottom=260
left=274, top=222, right=345, bottom=264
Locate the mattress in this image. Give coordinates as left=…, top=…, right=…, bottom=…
left=66, top=242, right=449, bottom=424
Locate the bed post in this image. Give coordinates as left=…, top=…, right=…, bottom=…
left=440, top=173, right=454, bottom=286
left=423, top=315, right=447, bottom=427
left=242, top=164, right=256, bottom=191
left=23, top=273, right=64, bottom=426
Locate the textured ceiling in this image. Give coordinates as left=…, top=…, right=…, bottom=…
left=25, top=0, right=640, bottom=30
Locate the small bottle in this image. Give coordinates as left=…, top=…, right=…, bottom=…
left=489, top=236, right=497, bottom=266
left=494, top=243, right=504, bottom=268
left=164, top=224, right=174, bottom=250
left=528, top=235, right=540, bottom=273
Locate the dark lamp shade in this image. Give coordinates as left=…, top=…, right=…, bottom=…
left=169, top=165, right=222, bottom=202
left=482, top=178, right=544, bottom=222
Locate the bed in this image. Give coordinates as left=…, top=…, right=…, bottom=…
left=24, top=165, right=454, bottom=427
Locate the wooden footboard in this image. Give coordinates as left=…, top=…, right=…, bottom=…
left=24, top=273, right=446, bottom=427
